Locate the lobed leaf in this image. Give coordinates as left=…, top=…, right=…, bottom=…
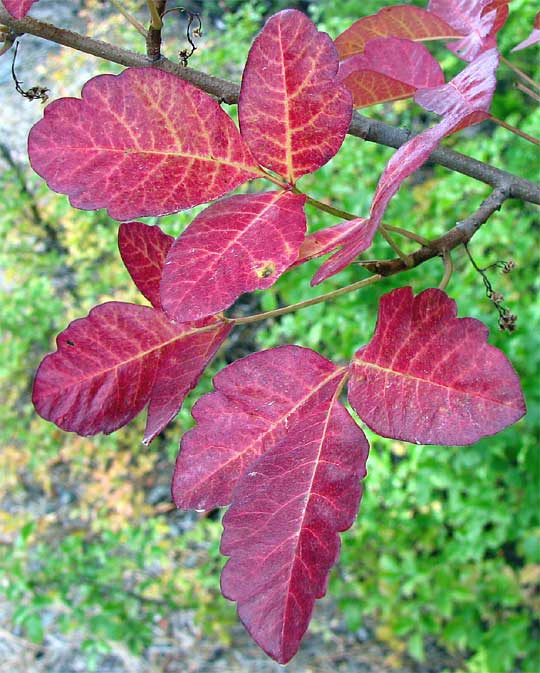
left=118, top=222, right=174, bottom=310
left=172, top=346, right=349, bottom=510
left=161, top=191, right=307, bottom=323
left=428, top=0, right=510, bottom=61
left=238, top=9, right=352, bottom=184
left=313, top=49, right=499, bottom=284
left=3, top=0, right=39, bottom=18
left=511, top=12, right=540, bottom=51
left=28, top=68, right=260, bottom=220
left=348, top=287, right=526, bottom=445
left=219, top=351, right=369, bottom=663
left=33, top=303, right=231, bottom=445
left=334, top=5, right=459, bottom=60
left=338, top=37, right=444, bottom=109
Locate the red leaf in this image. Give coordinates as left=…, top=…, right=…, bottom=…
left=118, top=222, right=174, bottom=310
left=32, top=303, right=231, bottom=444
left=348, top=287, right=526, bottom=445
left=291, top=218, right=365, bottom=269
left=310, top=218, right=376, bottom=285
left=511, top=12, right=540, bottom=51
left=28, top=68, right=260, bottom=220
left=313, top=50, right=499, bottom=284
left=335, top=5, right=460, bottom=60
left=161, top=191, right=307, bottom=323
left=3, top=0, right=39, bottom=18
left=172, top=346, right=349, bottom=510
left=428, top=0, right=510, bottom=60
left=219, top=352, right=369, bottom=663
left=339, top=37, right=445, bottom=109
left=238, top=9, right=352, bottom=184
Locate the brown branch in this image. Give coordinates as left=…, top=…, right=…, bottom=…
left=145, top=0, right=166, bottom=61
left=0, top=5, right=538, bottom=205
left=361, top=187, right=511, bottom=277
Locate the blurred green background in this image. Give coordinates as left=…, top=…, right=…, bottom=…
left=0, top=1, right=538, bottom=671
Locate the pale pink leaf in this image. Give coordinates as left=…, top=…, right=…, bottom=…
left=118, top=222, right=174, bottom=310
left=3, top=0, right=39, bottom=18
left=172, top=346, right=348, bottom=510
left=290, top=218, right=366, bottom=269
left=339, top=37, right=444, bottom=108
left=220, top=356, right=369, bottom=663
left=428, top=0, right=509, bottom=60
left=32, top=303, right=231, bottom=443
left=161, top=191, right=307, bottom=323
left=238, top=9, right=352, bottom=183
left=314, top=50, right=499, bottom=284
left=335, top=5, right=460, bottom=60
left=28, top=68, right=260, bottom=220
left=348, top=287, right=526, bottom=445
left=511, top=13, right=540, bottom=51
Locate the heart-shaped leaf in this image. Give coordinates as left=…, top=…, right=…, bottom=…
left=314, top=49, right=499, bottom=284
left=219, top=349, right=369, bottom=664
left=335, top=5, right=460, bottom=60
left=239, top=9, right=352, bottom=184
left=3, top=0, right=39, bottom=18
left=33, top=303, right=231, bottom=444
left=428, top=0, right=510, bottom=60
left=348, top=287, right=526, bottom=445
left=172, top=346, right=348, bottom=510
left=28, top=68, right=260, bottom=220
left=118, top=222, right=174, bottom=310
left=161, top=191, right=306, bottom=323
left=339, top=37, right=444, bottom=109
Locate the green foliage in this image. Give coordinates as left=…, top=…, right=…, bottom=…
left=1, top=1, right=539, bottom=671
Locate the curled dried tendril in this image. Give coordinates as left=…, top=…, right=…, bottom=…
left=464, top=245, right=518, bottom=332
left=12, top=41, right=49, bottom=103
left=162, top=6, right=202, bottom=66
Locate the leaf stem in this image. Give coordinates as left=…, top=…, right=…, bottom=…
left=110, top=0, right=147, bottom=37
left=293, top=188, right=359, bottom=221
left=379, top=226, right=414, bottom=268
left=516, top=82, right=540, bottom=103
left=228, top=274, right=383, bottom=325
left=489, top=114, right=540, bottom=146
left=146, top=0, right=163, bottom=29
left=438, top=251, right=453, bottom=291
left=501, top=55, right=540, bottom=93
left=383, top=224, right=432, bottom=247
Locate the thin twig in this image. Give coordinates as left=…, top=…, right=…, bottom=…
left=145, top=0, right=166, bottom=60
left=361, top=187, right=511, bottom=278
left=383, top=224, right=432, bottom=247
left=0, top=6, right=538, bottom=204
left=489, top=114, right=540, bottom=146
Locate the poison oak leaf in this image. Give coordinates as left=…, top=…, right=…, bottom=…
left=348, top=287, right=526, bottom=445
left=161, top=191, right=306, bottom=323
left=219, top=353, right=369, bottom=663
left=313, top=49, right=499, bottom=285
left=511, top=12, right=540, bottom=51
left=428, top=0, right=510, bottom=60
left=238, top=9, right=352, bottom=184
left=118, top=222, right=174, bottom=310
left=3, top=0, right=39, bottom=18
left=172, top=345, right=351, bottom=510
left=334, top=5, right=459, bottom=60
left=32, top=303, right=231, bottom=444
left=339, top=37, right=445, bottom=109
left=28, top=68, right=260, bottom=220
left=290, top=218, right=366, bottom=269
